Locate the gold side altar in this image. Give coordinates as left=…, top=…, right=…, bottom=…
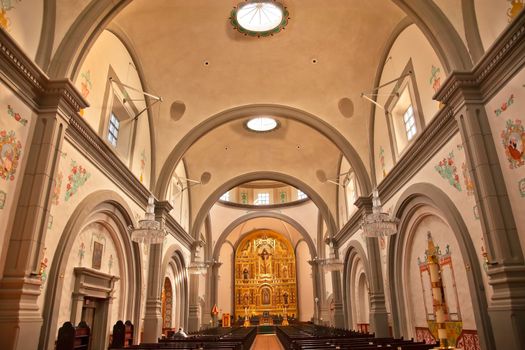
left=234, top=230, right=297, bottom=320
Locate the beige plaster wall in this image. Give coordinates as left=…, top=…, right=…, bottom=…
left=434, top=0, right=467, bottom=50
left=53, top=0, right=90, bottom=57
left=484, top=67, right=525, bottom=254
left=475, top=0, right=519, bottom=52
left=166, top=161, right=190, bottom=233
left=296, top=240, right=314, bottom=322
left=0, top=0, right=43, bottom=60
left=217, top=242, right=233, bottom=315
left=74, top=30, right=152, bottom=189
left=0, top=83, right=35, bottom=278
left=373, top=24, right=445, bottom=184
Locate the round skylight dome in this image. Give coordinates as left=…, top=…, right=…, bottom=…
left=245, top=117, right=279, bottom=132
left=237, top=2, right=283, bottom=32
left=231, top=1, right=289, bottom=37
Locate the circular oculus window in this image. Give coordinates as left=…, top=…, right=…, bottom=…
left=231, top=1, right=288, bottom=37
left=245, top=117, right=279, bottom=132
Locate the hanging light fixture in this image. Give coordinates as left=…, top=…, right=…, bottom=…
left=128, top=195, right=169, bottom=244
left=320, top=240, right=344, bottom=272
left=187, top=242, right=210, bottom=275
left=361, top=188, right=399, bottom=237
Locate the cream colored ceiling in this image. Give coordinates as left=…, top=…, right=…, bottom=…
left=105, top=0, right=405, bottom=228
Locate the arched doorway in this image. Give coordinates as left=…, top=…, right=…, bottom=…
left=162, top=277, right=173, bottom=330
left=234, top=230, right=297, bottom=322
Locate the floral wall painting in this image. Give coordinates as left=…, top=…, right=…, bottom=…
left=519, top=178, right=525, bottom=197
left=435, top=151, right=462, bottom=191
left=7, top=105, right=28, bottom=126
left=0, top=0, right=20, bottom=31
left=47, top=214, right=53, bottom=230
left=140, top=149, right=146, bottom=183
left=52, top=171, right=63, bottom=205
left=39, top=247, right=48, bottom=289
left=461, top=163, right=475, bottom=196
left=92, top=241, right=103, bottom=270
left=64, top=160, right=90, bottom=201
left=429, top=65, right=441, bottom=93
left=108, top=254, right=114, bottom=275
left=280, top=191, right=286, bottom=203
left=493, top=94, right=514, bottom=117
left=0, top=129, right=22, bottom=181
left=508, top=0, right=524, bottom=22
left=241, top=192, right=248, bottom=204
left=501, top=119, right=525, bottom=169
left=379, top=146, right=387, bottom=178
left=0, top=190, right=6, bottom=209
left=78, top=70, right=92, bottom=116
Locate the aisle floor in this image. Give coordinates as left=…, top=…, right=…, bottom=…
left=250, top=334, right=284, bottom=350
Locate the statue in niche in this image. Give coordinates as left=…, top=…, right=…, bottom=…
left=283, top=292, right=289, bottom=305
left=243, top=293, right=250, bottom=306
left=282, top=266, right=288, bottom=278
left=258, top=248, right=272, bottom=274
left=261, top=288, right=270, bottom=305
left=243, top=268, right=249, bottom=280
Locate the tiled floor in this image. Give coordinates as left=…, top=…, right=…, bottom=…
left=250, top=334, right=284, bottom=350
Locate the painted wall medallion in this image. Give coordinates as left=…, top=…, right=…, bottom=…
left=65, top=160, right=90, bottom=201
left=494, top=94, right=514, bottom=116
left=0, top=190, right=6, bottom=209
left=519, top=178, right=525, bottom=197
left=500, top=119, right=525, bottom=168
left=0, top=129, right=22, bottom=181
left=435, top=152, right=462, bottom=191
left=7, top=105, right=28, bottom=126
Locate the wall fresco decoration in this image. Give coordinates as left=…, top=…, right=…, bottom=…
left=78, top=70, right=92, bottom=117
left=39, top=247, right=48, bottom=289
left=500, top=119, right=525, bottom=169
left=47, top=214, right=53, bottom=230
left=52, top=171, right=62, bottom=205
left=435, top=151, right=462, bottom=191
left=0, top=190, right=6, bottom=209
left=429, top=65, right=441, bottom=93
left=78, top=242, right=85, bottom=266
left=519, top=178, right=525, bottom=197
left=64, top=160, right=90, bottom=201
left=108, top=254, right=114, bottom=275
left=461, top=163, right=475, bottom=196
left=7, top=105, right=28, bottom=126
left=0, top=129, right=22, bottom=181
left=508, top=0, right=524, bottom=22
left=379, top=146, right=387, bottom=178
left=473, top=205, right=480, bottom=221
left=140, top=149, right=146, bottom=183
left=493, top=94, right=514, bottom=117
left=0, top=0, right=20, bottom=31
left=417, top=233, right=462, bottom=347
left=480, top=236, right=488, bottom=273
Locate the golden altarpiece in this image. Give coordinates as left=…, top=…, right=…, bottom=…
left=234, top=230, right=297, bottom=320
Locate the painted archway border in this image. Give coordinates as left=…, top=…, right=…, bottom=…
left=192, top=171, right=337, bottom=243
left=388, top=182, right=494, bottom=350
left=161, top=247, right=188, bottom=330
left=155, top=103, right=372, bottom=200
left=342, top=241, right=370, bottom=330
left=39, top=190, right=142, bottom=350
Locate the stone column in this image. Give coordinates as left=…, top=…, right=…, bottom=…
left=142, top=200, right=173, bottom=343
left=308, top=259, right=324, bottom=324
left=437, top=74, right=524, bottom=350
left=355, top=197, right=389, bottom=337
left=327, top=239, right=345, bottom=328
left=0, top=81, right=86, bottom=350
left=208, top=261, right=222, bottom=327
left=187, top=241, right=204, bottom=332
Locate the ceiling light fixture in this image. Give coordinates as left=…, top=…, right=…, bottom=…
left=245, top=116, right=279, bottom=132
left=231, top=1, right=289, bottom=37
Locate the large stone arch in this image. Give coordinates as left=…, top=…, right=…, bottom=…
left=155, top=104, right=372, bottom=200
left=192, top=171, right=337, bottom=243
left=161, top=246, right=189, bottom=330
left=39, top=190, right=142, bottom=350
left=388, top=183, right=494, bottom=350
left=212, top=211, right=317, bottom=262
left=342, top=241, right=370, bottom=330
